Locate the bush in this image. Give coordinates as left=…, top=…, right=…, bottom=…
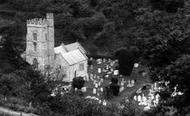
left=111, top=77, right=118, bottom=84
left=103, top=86, right=114, bottom=100
left=110, top=84, right=120, bottom=96
left=72, top=77, right=85, bottom=89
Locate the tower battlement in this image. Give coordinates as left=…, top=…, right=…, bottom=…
left=27, top=18, right=48, bottom=27
left=27, top=13, right=54, bottom=27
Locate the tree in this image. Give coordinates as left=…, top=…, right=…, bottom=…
left=136, top=8, right=190, bottom=114
left=149, top=0, right=185, bottom=13
left=115, top=48, right=135, bottom=76
left=72, top=77, right=85, bottom=89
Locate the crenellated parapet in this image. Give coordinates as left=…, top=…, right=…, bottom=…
left=27, top=18, right=49, bottom=27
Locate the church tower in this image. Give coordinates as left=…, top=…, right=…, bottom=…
left=26, top=13, right=55, bottom=71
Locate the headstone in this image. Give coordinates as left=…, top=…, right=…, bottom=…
left=81, top=87, right=87, bottom=92
left=98, top=68, right=101, bottom=73
left=155, top=94, right=160, bottom=101
left=97, top=59, right=102, bottom=64
left=103, top=58, right=106, bottom=63
left=120, top=86, right=124, bottom=92
left=85, top=75, right=89, bottom=81
left=93, top=88, right=97, bottom=94
left=127, top=80, right=131, bottom=87
left=138, top=95, right=142, bottom=102
left=105, top=74, right=109, bottom=78
left=131, top=80, right=135, bottom=86
left=107, top=71, right=112, bottom=74
left=98, top=82, right=101, bottom=86
left=110, top=61, right=114, bottom=66
left=134, top=95, right=137, bottom=101
left=134, top=63, right=139, bottom=68
left=143, top=106, right=151, bottom=111
left=100, top=87, right=103, bottom=92
left=90, top=57, right=93, bottom=61
left=90, top=65, right=93, bottom=69
left=120, top=81, right=124, bottom=86
left=99, top=100, right=102, bottom=104
left=94, top=74, right=97, bottom=79
left=103, top=100, right=107, bottom=106
left=142, top=72, right=147, bottom=77
left=106, top=65, right=109, bottom=70
left=97, top=76, right=100, bottom=79
left=75, top=88, right=78, bottom=91
left=95, top=83, right=98, bottom=88
left=100, top=78, right=104, bottom=82
left=113, top=70, right=119, bottom=75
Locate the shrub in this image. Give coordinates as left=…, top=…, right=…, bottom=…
left=72, top=77, right=85, bottom=89
left=111, top=77, right=118, bottom=84
left=110, top=84, right=120, bottom=96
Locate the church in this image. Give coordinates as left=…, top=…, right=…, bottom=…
left=24, top=13, right=88, bottom=82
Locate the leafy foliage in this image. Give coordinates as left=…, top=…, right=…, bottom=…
left=72, top=76, right=85, bottom=89
left=136, top=7, right=190, bottom=114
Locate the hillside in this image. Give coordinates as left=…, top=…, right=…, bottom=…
left=0, top=0, right=188, bottom=72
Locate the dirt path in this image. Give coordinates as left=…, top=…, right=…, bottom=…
left=0, top=107, right=38, bottom=116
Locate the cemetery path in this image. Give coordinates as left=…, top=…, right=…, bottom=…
left=0, top=107, right=38, bottom=116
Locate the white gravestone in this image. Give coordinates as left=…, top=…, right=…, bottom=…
left=131, top=80, right=135, bottom=86
left=103, top=100, right=107, bottom=106
left=138, top=95, right=142, bottom=102
left=103, top=58, right=106, bottom=63
left=98, top=68, right=101, bottom=73
left=120, top=86, right=124, bottom=92
left=100, top=87, right=103, bottom=92
left=113, top=70, right=119, bottom=75
left=95, top=83, right=98, bottom=88
left=134, top=63, right=139, bottom=68
left=81, top=87, right=87, bottom=92
left=93, top=88, right=97, bottom=94
left=90, top=65, right=93, bottom=69
left=134, top=95, right=137, bottom=101
left=98, top=82, right=101, bottom=86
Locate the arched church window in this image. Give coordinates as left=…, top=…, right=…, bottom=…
left=33, top=32, right=37, bottom=40
left=33, top=42, right=37, bottom=51
left=32, top=58, right=38, bottom=69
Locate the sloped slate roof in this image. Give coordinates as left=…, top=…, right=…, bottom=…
left=55, top=48, right=87, bottom=65
left=54, top=45, right=67, bottom=54
left=61, top=49, right=87, bottom=65
left=64, top=42, right=86, bottom=54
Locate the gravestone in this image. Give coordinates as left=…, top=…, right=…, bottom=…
left=113, top=70, right=119, bottom=75
left=138, top=95, right=142, bottom=102
left=81, top=87, right=87, bottom=92
left=134, top=63, right=139, bottom=68
left=93, top=88, right=97, bottom=94
left=98, top=68, right=101, bottom=73
left=134, top=95, right=137, bottom=101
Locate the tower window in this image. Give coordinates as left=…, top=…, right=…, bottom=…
left=33, top=42, right=37, bottom=51
left=33, top=32, right=37, bottom=40
left=32, top=58, right=38, bottom=69
left=45, top=33, right=47, bottom=40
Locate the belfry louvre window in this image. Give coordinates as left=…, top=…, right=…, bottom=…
left=33, top=32, right=37, bottom=40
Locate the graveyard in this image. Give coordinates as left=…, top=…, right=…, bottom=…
left=81, top=57, right=155, bottom=110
